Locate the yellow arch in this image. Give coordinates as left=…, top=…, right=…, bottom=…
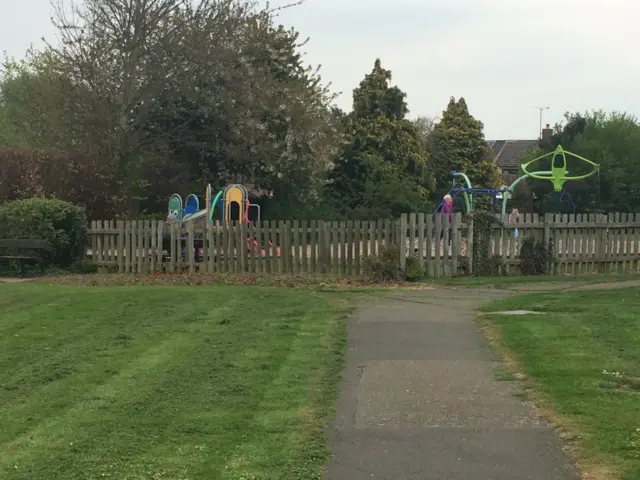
left=224, top=184, right=248, bottom=222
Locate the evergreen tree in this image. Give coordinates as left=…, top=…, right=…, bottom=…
left=429, top=97, right=502, bottom=195
left=326, top=59, right=434, bottom=219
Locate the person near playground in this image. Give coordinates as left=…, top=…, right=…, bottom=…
left=440, top=194, right=453, bottom=240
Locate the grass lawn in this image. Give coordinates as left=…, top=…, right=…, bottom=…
left=482, top=287, right=640, bottom=479
left=0, top=284, right=355, bottom=480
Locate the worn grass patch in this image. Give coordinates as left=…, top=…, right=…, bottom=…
left=437, top=272, right=639, bottom=289
left=481, top=287, right=640, bottom=480
left=29, top=272, right=439, bottom=291
left=0, top=283, right=356, bottom=479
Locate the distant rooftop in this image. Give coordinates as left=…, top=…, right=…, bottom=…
left=487, top=139, right=539, bottom=170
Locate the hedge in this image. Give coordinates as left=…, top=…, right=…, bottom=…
left=0, top=198, right=87, bottom=267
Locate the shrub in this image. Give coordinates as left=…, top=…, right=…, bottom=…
left=363, top=244, right=403, bottom=282
left=468, top=211, right=504, bottom=276
left=70, top=259, right=98, bottom=274
left=404, top=255, right=426, bottom=282
left=519, top=236, right=555, bottom=275
left=0, top=198, right=88, bottom=268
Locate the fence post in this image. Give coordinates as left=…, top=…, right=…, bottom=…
left=323, top=220, right=330, bottom=274
left=597, top=214, right=608, bottom=273
left=90, top=220, right=97, bottom=263
left=543, top=213, right=552, bottom=274
left=452, top=213, right=461, bottom=275
left=399, top=214, right=408, bottom=269
left=117, top=220, right=125, bottom=273
left=187, top=221, right=195, bottom=274
left=466, top=214, right=474, bottom=275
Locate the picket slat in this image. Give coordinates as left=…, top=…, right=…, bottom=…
left=434, top=213, right=442, bottom=279
left=353, top=220, right=361, bottom=276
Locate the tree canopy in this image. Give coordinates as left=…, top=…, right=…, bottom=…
left=1, top=0, right=639, bottom=219
left=522, top=111, right=640, bottom=214
left=325, top=59, right=434, bottom=219
left=428, top=97, right=502, bottom=196
left=1, top=0, right=341, bottom=217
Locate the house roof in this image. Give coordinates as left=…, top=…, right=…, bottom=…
left=486, top=139, right=539, bottom=170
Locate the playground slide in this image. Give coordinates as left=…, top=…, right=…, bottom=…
left=182, top=209, right=207, bottom=223
left=181, top=190, right=223, bottom=223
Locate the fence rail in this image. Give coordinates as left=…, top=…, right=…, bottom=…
left=87, top=212, right=640, bottom=277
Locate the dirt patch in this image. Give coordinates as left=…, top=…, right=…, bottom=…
left=479, top=318, right=619, bottom=480
left=0, top=278, right=33, bottom=283
left=28, top=273, right=436, bottom=290
left=563, top=280, right=640, bottom=291
left=511, top=279, right=640, bottom=293
left=480, top=310, right=545, bottom=316
left=510, top=282, right=583, bottom=292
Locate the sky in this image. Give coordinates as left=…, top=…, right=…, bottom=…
left=2, top=0, right=638, bottom=139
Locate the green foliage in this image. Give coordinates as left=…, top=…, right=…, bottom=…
left=404, top=255, right=426, bottom=282
left=470, top=211, right=504, bottom=276
left=326, top=60, right=434, bottom=219
left=363, top=244, right=403, bottom=282
left=0, top=148, right=117, bottom=218
left=69, top=258, right=98, bottom=274
left=0, top=198, right=87, bottom=267
left=429, top=97, right=502, bottom=195
left=524, top=110, right=640, bottom=214
left=519, top=236, right=555, bottom=275
left=1, top=2, right=341, bottom=218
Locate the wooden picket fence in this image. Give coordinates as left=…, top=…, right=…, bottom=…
left=485, top=212, right=640, bottom=275
left=88, top=218, right=409, bottom=277
left=87, top=212, right=640, bottom=277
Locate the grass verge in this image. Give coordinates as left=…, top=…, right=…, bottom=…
left=480, top=287, right=640, bottom=480
left=0, top=283, right=356, bottom=479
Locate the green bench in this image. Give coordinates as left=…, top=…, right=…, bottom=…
left=0, top=239, right=49, bottom=272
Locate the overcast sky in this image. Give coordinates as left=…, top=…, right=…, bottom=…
left=2, top=0, right=638, bottom=139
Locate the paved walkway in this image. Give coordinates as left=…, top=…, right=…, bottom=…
left=326, top=287, right=579, bottom=480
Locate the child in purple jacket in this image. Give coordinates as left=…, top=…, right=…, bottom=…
left=441, top=194, right=453, bottom=223
left=440, top=194, right=453, bottom=240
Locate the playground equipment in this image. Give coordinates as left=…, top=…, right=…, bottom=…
left=433, top=171, right=511, bottom=216
left=166, top=183, right=277, bottom=259
left=168, top=183, right=262, bottom=225
left=433, top=145, right=600, bottom=216
left=221, top=184, right=261, bottom=223
left=245, top=235, right=280, bottom=257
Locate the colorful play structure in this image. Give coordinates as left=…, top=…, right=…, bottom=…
left=167, top=184, right=261, bottom=224
left=434, top=145, right=600, bottom=216
left=167, top=183, right=279, bottom=257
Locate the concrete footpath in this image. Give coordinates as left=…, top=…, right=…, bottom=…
left=325, top=287, right=578, bottom=480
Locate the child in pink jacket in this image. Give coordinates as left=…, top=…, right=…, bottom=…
left=441, top=194, right=453, bottom=223
left=440, top=194, right=453, bottom=240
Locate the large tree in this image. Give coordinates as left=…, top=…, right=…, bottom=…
left=511, top=110, right=640, bottom=214
left=1, top=0, right=341, bottom=217
left=326, top=59, right=434, bottom=219
left=543, top=111, right=640, bottom=213
left=429, top=97, right=501, bottom=195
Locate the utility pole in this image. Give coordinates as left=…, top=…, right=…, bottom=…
left=535, top=106, right=550, bottom=138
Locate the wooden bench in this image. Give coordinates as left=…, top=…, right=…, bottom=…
left=0, top=239, right=49, bottom=272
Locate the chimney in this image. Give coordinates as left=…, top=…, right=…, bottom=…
left=541, top=123, right=552, bottom=141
